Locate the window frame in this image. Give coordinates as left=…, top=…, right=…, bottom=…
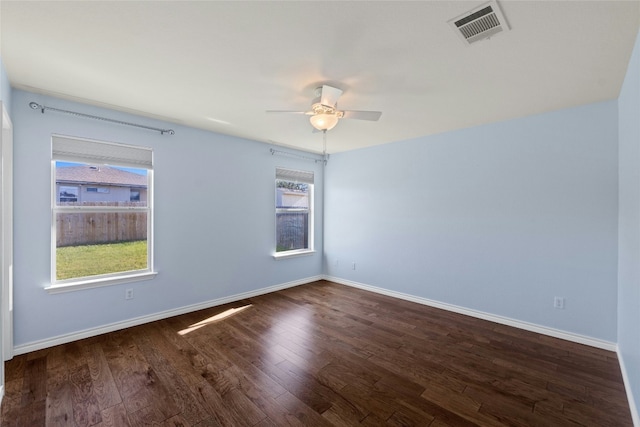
left=46, top=135, right=156, bottom=293
left=273, top=167, right=315, bottom=260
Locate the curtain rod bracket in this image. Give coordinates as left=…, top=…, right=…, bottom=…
left=29, top=101, right=44, bottom=114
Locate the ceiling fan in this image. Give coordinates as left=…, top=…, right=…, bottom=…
left=267, top=85, right=382, bottom=132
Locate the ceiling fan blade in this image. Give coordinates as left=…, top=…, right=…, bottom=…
left=266, top=110, right=312, bottom=115
left=340, top=110, right=382, bottom=121
left=320, top=85, right=343, bottom=107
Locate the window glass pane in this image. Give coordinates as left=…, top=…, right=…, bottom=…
left=276, top=179, right=310, bottom=252
left=59, top=186, right=79, bottom=202
left=276, top=212, right=309, bottom=252
left=55, top=211, right=148, bottom=280
left=55, top=161, right=148, bottom=207
left=276, top=180, right=309, bottom=209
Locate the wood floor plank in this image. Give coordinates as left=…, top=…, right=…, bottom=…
left=316, top=355, right=382, bottom=393
left=253, top=356, right=333, bottom=415
left=45, top=369, right=73, bottom=427
left=221, top=325, right=299, bottom=398
left=187, top=318, right=334, bottom=426
left=386, top=405, right=436, bottom=427
left=84, top=340, right=123, bottom=411
left=273, top=391, right=334, bottom=427
left=562, top=399, right=633, bottom=427
left=276, top=359, right=368, bottom=424
left=135, top=326, right=210, bottom=425
left=161, top=414, right=191, bottom=427
left=372, top=378, right=482, bottom=427
left=21, top=356, right=47, bottom=407
left=101, top=330, right=180, bottom=420
left=126, top=405, right=166, bottom=426
left=191, top=376, right=253, bottom=426
left=150, top=320, right=213, bottom=388
left=69, top=363, right=102, bottom=426
left=192, top=417, right=222, bottom=427
left=358, top=413, right=388, bottom=426
left=0, top=379, right=23, bottom=425
left=99, top=403, right=130, bottom=427
left=17, top=399, right=47, bottom=426
left=465, top=384, right=553, bottom=427
left=4, top=354, right=26, bottom=382
left=2, top=280, right=633, bottom=426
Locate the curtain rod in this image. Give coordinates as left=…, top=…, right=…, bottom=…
left=270, top=148, right=327, bottom=164
left=29, top=102, right=175, bottom=135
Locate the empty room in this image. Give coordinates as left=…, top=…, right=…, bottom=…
left=0, top=1, right=639, bottom=426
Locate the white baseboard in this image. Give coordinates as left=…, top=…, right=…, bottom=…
left=324, top=275, right=617, bottom=352
left=13, top=275, right=323, bottom=356
left=11, top=274, right=617, bottom=354
left=618, top=348, right=640, bottom=427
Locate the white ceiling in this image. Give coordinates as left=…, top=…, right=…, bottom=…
left=1, top=1, right=639, bottom=154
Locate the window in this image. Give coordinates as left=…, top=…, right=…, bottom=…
left=275, top=168, right=314, bottom=256
left=58, top=186, right=79, bottom=202
left=49, top=135, right=155, bottom=292
left=86, top=187, right=109, bottom=193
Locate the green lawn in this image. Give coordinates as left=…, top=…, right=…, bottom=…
left=56, top=240, right=147, bottom=280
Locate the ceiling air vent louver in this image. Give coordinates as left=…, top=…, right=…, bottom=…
left=448, top=1, right=510, bottom=45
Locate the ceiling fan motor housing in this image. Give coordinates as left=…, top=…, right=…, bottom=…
left=311, top=101, right=342, bottom=117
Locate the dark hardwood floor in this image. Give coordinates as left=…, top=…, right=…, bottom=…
left=0, top=280, right=633, bottom=426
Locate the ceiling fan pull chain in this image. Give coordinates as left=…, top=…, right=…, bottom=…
left=323, top=130, right=326, bottom=156
left=323, top=130, right=328, bottom=165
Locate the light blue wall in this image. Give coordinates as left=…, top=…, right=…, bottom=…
left=11, top=89, right=323, bottom=347
left=618, top=29, right=640, bottom=424
left=325, top=100, right=619, bottom=342
left=0, top=56, right=12, bottom=112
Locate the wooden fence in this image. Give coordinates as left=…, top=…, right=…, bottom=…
left=56, top=202, right=147, bottom=247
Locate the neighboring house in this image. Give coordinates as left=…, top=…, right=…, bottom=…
left=56, top=164, right=147, bottom=204
left=276, top=187, right=309, bottom=209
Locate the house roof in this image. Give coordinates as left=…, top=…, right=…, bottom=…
left=56, top=165, right=147, bottom=187
left=2, top=2, right=639, bottom=154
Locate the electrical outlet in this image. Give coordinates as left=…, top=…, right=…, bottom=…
left=553, top=296, right=565, bottom=309
left=125, top=289, right=134, bottom=300
left=352, top=262, right=356, bottom=270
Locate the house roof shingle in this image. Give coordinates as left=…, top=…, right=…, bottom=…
left=56, top=165, right=147, bottom=187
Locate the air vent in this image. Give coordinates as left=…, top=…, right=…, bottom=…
left=448, top=1, right=510, bottom=45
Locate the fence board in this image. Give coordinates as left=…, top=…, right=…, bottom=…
left=56, top=202, right=147, bottom=247
left=276, top=212, right=308, bottom=251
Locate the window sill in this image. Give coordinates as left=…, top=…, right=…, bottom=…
left=45, top=271, right=157, bottom=294
left=273, top=250, right=316, bottom=260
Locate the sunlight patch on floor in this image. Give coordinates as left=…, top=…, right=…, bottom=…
left=178, top=304, right=252, bottom=335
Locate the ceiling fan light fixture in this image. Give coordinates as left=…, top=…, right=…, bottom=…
left=310, top=113, right=339, bottom=131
